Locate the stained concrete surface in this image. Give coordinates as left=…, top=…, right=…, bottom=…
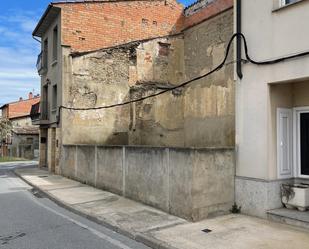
left=15, top=167, right=309, bottom=249
left=148, top=214, right=309, bottom=249
left=61, top=145, right=235, bottom=221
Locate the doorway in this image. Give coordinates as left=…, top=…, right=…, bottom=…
left=295, top=107, right=309, bottom=178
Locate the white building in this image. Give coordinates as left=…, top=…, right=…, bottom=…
left=235, top=0, right=309, bottom=218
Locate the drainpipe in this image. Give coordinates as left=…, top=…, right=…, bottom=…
left=32, top=36, right=41, bottom=44
left=236, top=0, right=243, bottom=79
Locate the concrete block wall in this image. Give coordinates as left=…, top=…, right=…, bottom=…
left=61, top=145, right=235, bottom=221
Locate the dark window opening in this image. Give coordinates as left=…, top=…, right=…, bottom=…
left=53, top=26, right=58, bottom=61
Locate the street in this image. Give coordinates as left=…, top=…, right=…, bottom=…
left=0, top=162, right=150, bottom=249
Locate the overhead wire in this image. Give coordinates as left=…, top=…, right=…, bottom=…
left=58, top=33, right=309, bottom=112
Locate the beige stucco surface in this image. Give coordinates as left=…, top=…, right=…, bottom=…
left=236, top=0, right=309, bottom=180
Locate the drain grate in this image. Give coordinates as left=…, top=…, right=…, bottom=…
left=29, top=188, right=45, bottom=198
left=202, top=228, right=212, bottom=233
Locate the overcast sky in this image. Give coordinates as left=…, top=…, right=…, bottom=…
left=0, top=0, right=195, bottom=106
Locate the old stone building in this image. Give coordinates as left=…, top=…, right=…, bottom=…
left=33, top=0, right=184, bottom=170
left=34, top=0, right=234, bottom=220
left=0, top=93, right=40, bottom=159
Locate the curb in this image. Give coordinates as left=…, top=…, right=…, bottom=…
left=14, top=170, right=179, bottom=249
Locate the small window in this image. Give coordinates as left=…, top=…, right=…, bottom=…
left=52, top=85, right=57, bottom=110
left=27, top=137, right=34, bottom=144
left=43, top=39, right=48, bottom=69
left=53, top=26, right=58, bottom=61
left=281, top=0, right=298, bottom=6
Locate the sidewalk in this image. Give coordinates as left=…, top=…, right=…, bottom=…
left=15, top=168, right=309, bottom=249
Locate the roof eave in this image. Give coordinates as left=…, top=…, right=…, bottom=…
left=32, top=4, right=61, bottom=38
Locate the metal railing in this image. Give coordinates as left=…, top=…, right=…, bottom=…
left=36, top=52, right=47, bottom=73
left=30, top=101, right=49, bottom=121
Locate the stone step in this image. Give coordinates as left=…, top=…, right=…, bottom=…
left=267, top=208, right=309, bottom=230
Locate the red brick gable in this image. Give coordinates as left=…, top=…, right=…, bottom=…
left=4, top=97, right=40, bottom=119
left=55, top=0, right=184, bottom=52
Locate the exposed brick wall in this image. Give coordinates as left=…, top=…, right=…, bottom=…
left=55, top=0, right=184, bottom=52
left=182, top=0, right=233, bottom=30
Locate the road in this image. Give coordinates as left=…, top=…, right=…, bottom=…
left=0, top=162, right=150, bottom=249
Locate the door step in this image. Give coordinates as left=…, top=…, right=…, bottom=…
left=267, top=208, right=309, bottom=230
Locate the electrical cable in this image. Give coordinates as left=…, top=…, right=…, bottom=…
left=59, top=33, right=309, bottom=112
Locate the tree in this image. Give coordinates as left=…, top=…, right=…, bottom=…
left=0, top=117, right=12, bottom=145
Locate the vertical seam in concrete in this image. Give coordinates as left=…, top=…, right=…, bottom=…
left=122, top=146, right=126, bottom=197
left=167, top=148, right=170, bottom=212
left=75, top=145, right=78, bottom=178
left=94, top=146, right=98, bottom=187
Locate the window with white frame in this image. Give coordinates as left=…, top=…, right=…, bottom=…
left=281, top=0, right=298, bottom=6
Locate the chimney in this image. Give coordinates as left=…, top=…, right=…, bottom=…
left=19, top=97, right=23, bottom=101
left=29, top=92, right=33, bottom=99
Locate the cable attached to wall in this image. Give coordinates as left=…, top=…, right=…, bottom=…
left=58, top=33, right=309, bottom=113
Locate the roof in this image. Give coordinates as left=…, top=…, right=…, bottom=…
left=12, top=126, right=40, bottom=135
left=0, top=97, right=40, bottom=119
left=32, top=5, right=61, bottom=37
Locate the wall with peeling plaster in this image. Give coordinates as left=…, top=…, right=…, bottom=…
left=61, top=9, right=234, bottom=148
left=183, top=9, right=234, bottom=147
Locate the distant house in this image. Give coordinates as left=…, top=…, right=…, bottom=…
left=0, top=92, right=40, bottom=159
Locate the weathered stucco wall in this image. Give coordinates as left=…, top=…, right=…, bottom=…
left=62, top=36, right=186, bottom=146
left=62, top=44, right=132, bottom=145
left=183, top=9, right=234, bottom=147
left=61, top=8, right=234, bottom=148
left=61, top=145, right=235, bottom=221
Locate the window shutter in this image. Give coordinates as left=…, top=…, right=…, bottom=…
left=277, top=108, right=293, bottom=178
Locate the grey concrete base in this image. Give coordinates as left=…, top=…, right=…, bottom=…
left=61, top=145, right=235, bottom=221
left=235, top=176, right=294, bottom=218
left=268, top=208, right=309, bottom=230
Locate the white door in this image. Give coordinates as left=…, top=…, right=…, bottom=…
left=277, top=108, right=293, bottom=179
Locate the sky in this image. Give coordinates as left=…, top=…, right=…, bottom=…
left=0, top=0, right=195, bottom=106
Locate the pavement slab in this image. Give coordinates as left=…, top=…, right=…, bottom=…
left=147, top=213, right=309, bottom=249
left=15, top=168, right=309, bottom=249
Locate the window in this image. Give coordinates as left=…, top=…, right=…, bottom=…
left=53, top=26, right=58, bottom=62
left=52, top=85, right=57, bottom=111
left=43, top=39, right=48, bottom=69
left=42, top=85, right=49, bottom=120
left=26, top=137, right=34, bottom=144
left=281, top=0, right=298, bottom=6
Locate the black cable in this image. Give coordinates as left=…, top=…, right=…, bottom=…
left=59, top=33, right=309, bottom=112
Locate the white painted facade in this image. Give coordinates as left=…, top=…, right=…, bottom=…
left=235, top=0, right=309, bottom=217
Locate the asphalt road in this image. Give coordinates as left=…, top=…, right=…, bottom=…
left=0, top=162, right=150, bottom=249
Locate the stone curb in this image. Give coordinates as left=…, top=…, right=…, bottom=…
left=14, top=170, right=180, bottom=249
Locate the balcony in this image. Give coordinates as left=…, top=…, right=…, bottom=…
left=36, top=52, right=47, bottom=75
left=30, top=101, right=49, bottom=125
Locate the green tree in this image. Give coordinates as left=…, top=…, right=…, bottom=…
left=0, top=118, right=12, bottom=145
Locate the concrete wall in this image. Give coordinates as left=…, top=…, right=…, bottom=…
left=61, top=145, right=235, bottom=221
